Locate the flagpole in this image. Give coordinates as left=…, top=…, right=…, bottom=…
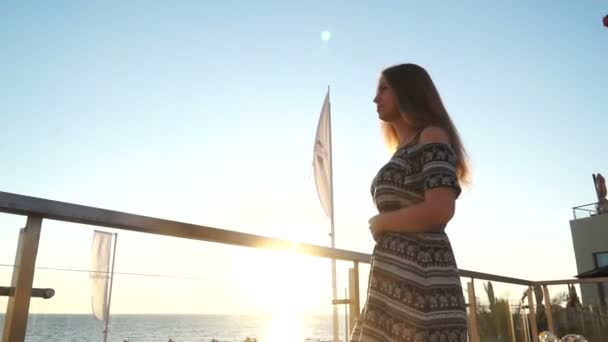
left=103, top=233, right=118, bottom=342
left=327, top=85, right=339, bottom=342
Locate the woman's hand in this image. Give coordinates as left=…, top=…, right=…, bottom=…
left=368, top=214, right=386, bottom=241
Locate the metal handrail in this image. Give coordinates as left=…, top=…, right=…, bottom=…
left=0, top=191, right=370, bottom=263
left=1, top=190, right=604, bottom=287
left=571, top=202, right=598, bottom=219
left=0, top=287, right=54, bottom=299
left=535, top=277, right=608, bottom=286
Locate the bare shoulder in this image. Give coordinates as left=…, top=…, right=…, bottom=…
left=419, top=126, right=450, bottom=145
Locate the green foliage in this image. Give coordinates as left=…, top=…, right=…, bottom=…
left=476, top=281, right=514, bottom=341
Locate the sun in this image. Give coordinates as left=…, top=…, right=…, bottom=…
left=321, top=30, right=332, bottom=41
left=237, top=222, right=333, bottom=341
left=264, top=308, right=304, bottom=342
left=247, top=248, right=325, bottom=341
left=251, top=249, right=317, bottom=313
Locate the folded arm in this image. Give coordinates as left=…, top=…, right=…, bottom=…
left=369, top=126, right=460, bottom=238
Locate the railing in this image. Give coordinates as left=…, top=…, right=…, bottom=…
left=1, top=190, right=608, bottom=342
left=572, top=202, right=598, bottom=219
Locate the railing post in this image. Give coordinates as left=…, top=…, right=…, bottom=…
left=3, top=215, right=43, bottom=342
left=527, top=287, right=539, bottom=342
left=348, top=262, right=360, bottom=335
left=542, top=285, right=555, bottom=335
left=344, top=288, right=348, bottom=342
left=467, top=280, right=480, bottom=342
left=522, top=307, right=531, bottom=342
left=507, top=300, right=516, bottom=342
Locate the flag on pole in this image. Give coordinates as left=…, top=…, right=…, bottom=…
left=90, top=230, right=113, bottom=321
left=313, top=87, right=340, bottom=342
left=313, top=88, right=333, bottom=218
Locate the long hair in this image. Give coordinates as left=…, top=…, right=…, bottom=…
left=380, top=63, right=471, bottom=185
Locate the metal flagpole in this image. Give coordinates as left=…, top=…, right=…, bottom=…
left=103, top=233, right=118, bottom=342
left=327, top=86, right=339, bottom=342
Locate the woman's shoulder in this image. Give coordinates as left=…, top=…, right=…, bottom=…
left=419, top=126, right=450, bottom=145
left=399, top=126, right=456, bottom=164
left=392, top=126, right=452, bottom=160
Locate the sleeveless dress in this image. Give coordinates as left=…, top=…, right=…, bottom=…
left=350, top=134, right=468, bottom=342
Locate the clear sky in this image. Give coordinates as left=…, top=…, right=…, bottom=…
left=1, top=1, right=607, bottom=318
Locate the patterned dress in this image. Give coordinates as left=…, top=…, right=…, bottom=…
left=350, top=134, right=468, bottom=342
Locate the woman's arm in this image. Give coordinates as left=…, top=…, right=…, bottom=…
left=369, top=187, right=455, bottom=236
left=369, top=126, right=458, bottom=238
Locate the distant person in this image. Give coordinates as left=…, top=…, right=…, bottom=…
left=350, top=63, right=470, bottom=342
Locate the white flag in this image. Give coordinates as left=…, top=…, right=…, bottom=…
left=313, top=88, right=333, bottom=218
left=90, top=230, right=112, bottom=321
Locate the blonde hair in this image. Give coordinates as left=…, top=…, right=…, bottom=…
left=381, top=122, right=400, bottom=152
left=380, top=63, right=471, bottom=186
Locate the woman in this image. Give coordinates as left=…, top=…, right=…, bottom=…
left=350, top=63, right=470, bottom=342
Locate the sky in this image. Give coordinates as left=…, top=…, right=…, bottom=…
left=1, top=1, right=607, bottom=318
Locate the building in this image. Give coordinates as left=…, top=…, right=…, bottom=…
left=570, top=200, right=608, bottom=306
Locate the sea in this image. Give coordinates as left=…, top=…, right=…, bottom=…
left=0, top=314, right=347, bottom=342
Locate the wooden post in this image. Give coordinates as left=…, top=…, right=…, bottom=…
left=522, top=308, right=531, bottom=342
left=542, top=285, right=555, bottom=335
left=348, top=262, right=360, bottom=334
left=506, top=300, right=516, bottom=342
left=467, top=281, right=480, bottom=342
left=527, top=287, right=539, bottom=342
left=2, top=216, right=43, bottom=342
left=344, top=288, right=348, bottom=342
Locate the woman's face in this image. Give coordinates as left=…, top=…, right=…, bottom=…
left=374, top=76, right=400, bottom=122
